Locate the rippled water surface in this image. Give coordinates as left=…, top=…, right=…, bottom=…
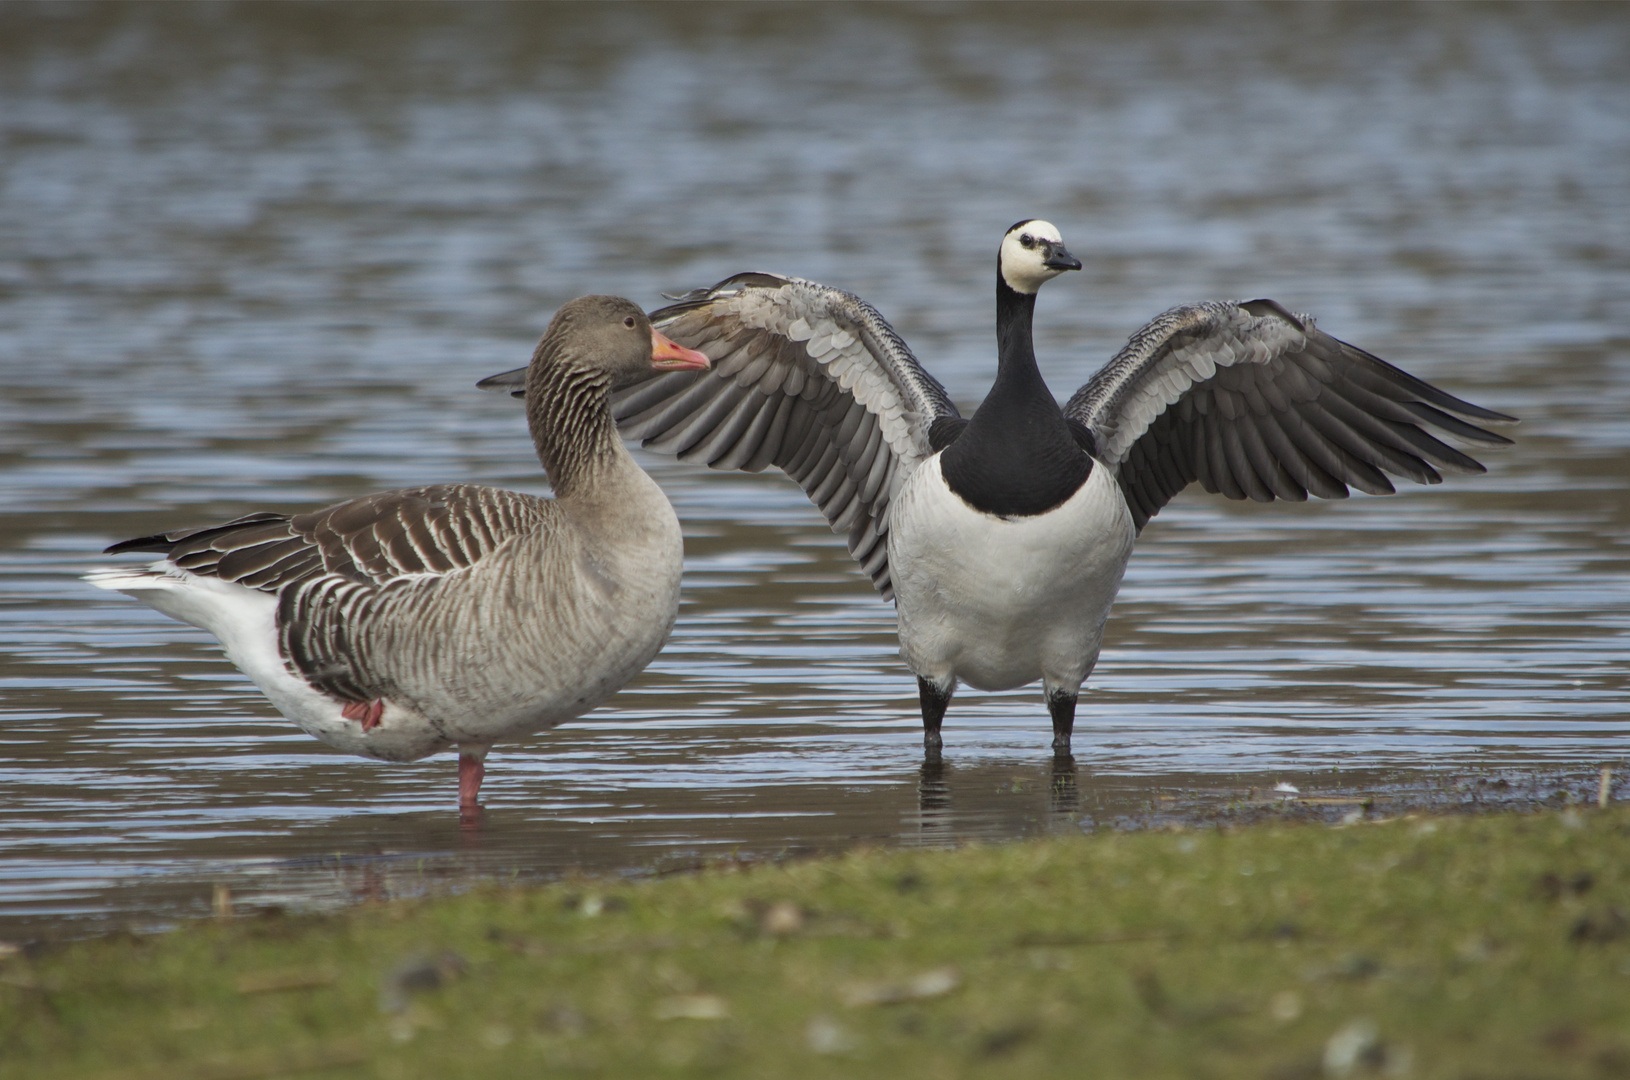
left=2, top=4, right=1628, bottom=937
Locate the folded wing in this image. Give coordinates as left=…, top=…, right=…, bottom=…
left=105, top=484, right=551, bottom=592
left=1064, top=300, right=1515, bottom=531
left=105, top=485, right=555, bottom=701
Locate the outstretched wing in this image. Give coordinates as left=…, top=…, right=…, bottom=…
left=628, top=274, right=958, bottom=597
left=1064, top=300, right=1515, bottom=531
left=104, top=484, right=552, bottom=593
left=484, top=273, right=959, bottom=598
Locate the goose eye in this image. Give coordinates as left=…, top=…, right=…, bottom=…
left=1019, top=234, right=1036, bottom=249
left=623, top=316, right=636, bottom=328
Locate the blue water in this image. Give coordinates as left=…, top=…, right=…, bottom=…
left=1, top=4, right=1627, bottom=936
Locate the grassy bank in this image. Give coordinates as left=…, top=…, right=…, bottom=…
left=3, top=808, right=1627, bottom=1079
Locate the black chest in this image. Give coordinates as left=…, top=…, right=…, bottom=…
left=937, top=277, right=1095, bottom=517
left=937, top=403, right=1092, bottom=518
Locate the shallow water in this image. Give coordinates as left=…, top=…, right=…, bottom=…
left=1, top=4, right=1628, bottom=937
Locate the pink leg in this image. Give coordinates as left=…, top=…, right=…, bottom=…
left=341, top=699, right=385, bottom=732
left=458, top=753, right=486, bottom=819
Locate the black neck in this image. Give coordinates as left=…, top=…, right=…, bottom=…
left=994, top=280, right=1038, bottom=385
left=935, top=275, right=1091, bottom=517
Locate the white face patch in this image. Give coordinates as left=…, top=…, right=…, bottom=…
left=999, top=219, right=1071, bottom=295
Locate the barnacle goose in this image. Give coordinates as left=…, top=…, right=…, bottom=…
left=485, top=221, right=1515, bottom=757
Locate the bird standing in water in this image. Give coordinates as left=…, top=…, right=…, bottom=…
left=88, top=296, right=711, bottom=819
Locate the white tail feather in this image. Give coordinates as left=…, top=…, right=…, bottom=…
left=82, top=565, right=170, bottom=592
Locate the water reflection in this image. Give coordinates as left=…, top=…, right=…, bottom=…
left=1, top=4, right=1628, bottom=937
left=912, top=757, right=954, bottom=846
left=1049, top=756, right=1080, bottom=819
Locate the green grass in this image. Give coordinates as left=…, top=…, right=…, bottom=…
left=4, top=808, right=1628, bottom=1079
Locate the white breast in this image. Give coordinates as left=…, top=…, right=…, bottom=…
left=888, top=455, right=1135, bottom=693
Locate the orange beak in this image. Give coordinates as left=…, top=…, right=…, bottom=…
left=650, top=329, right=711, bottom=371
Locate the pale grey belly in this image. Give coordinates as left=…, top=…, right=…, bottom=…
left=357, top=532, right=685, bottom=749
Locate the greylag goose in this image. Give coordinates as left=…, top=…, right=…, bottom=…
left=86, top=296, right=711, bottom=817
left=490, top=222, right=1515, bottom=759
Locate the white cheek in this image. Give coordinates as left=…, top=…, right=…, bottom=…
left=1000, top=245, right=1056, bottom=294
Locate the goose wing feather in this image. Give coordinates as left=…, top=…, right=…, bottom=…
left=1064, top=300, right=1515, bottom=531
left=622, top=273, right=959, bottom=598
left=105, top=484, right=554, bottom=593
left=106, top=484, right=558, bottom=704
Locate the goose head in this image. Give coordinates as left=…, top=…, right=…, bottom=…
left=998, top=219, right=1081, bottom=295
left=536, top=295, right=711, bottom=389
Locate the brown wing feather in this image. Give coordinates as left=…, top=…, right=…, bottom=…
left=105, top=485, right=555, bottom=703
left=106, top=485, right=551, bottom=594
